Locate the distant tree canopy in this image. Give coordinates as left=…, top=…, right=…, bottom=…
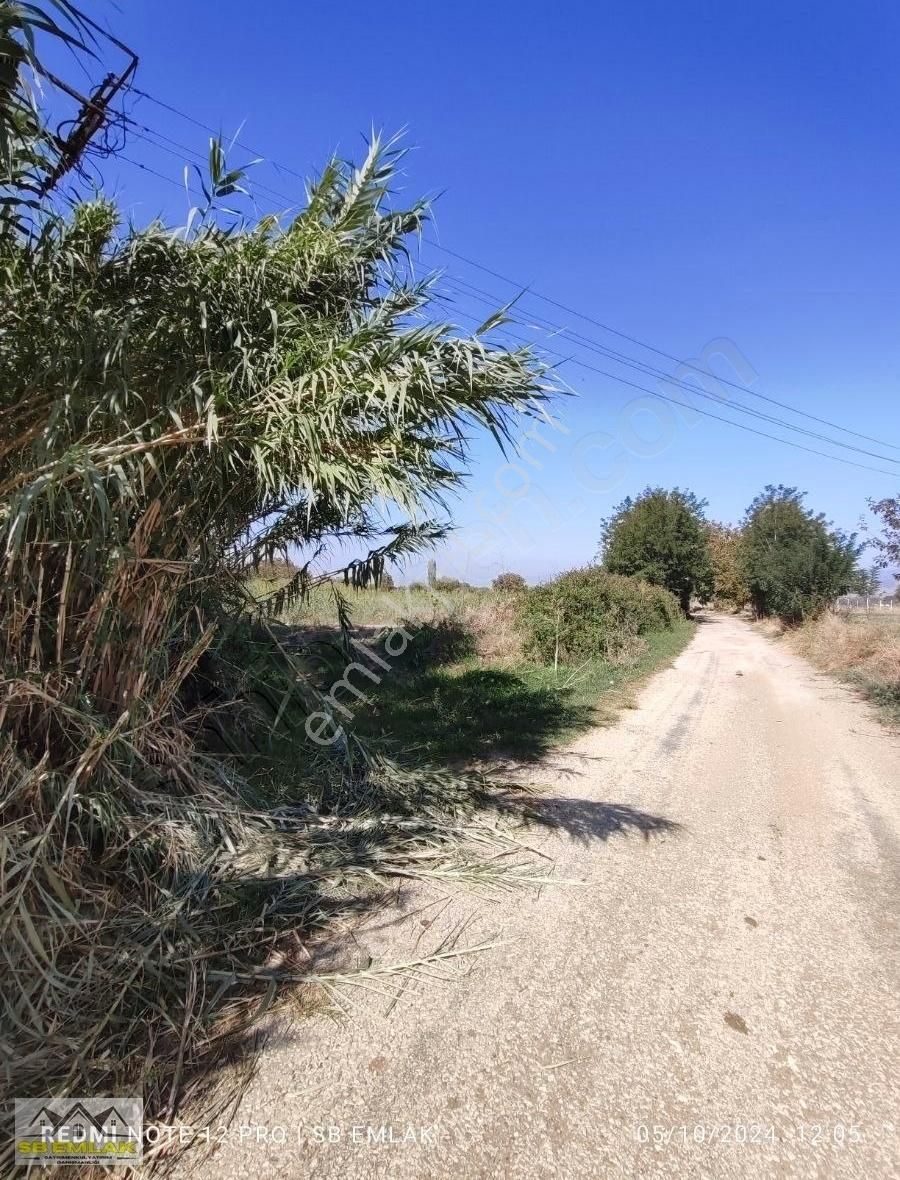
left=849, top=566, right=882, bottom=597
left=706, top=522, right=749, bottom=611
left=492, top=571, right=527, bottom=592
left=740, top=486, right=862, bottom=622
left=432, top=576, right=474, bottom=592
left=869, top=493, right=900, bottom=580
left=599, top=487, right=712, bottom=613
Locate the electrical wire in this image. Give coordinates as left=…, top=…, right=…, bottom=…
left=111, top=123, right=900, bottom=480
left=123, top=83, right=900, bottom=454
left=431, top=295, right=900, bottom=479
left=438, top=274, right=900, bottom=467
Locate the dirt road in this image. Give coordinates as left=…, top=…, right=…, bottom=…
left=197, top=614, right=899, bottom=1179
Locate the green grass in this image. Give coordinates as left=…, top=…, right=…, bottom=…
left=248, top=575, right=697, bottom=761
left=328, top=618, right=697, bottom=766
left=839, top=668, right=900, bottom=725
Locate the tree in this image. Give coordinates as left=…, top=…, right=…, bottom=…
left=869, top=493, right=900, bottom=580
left=706, top=522, right=749, bottom=611
left=851, top=566, right=881, bottom=597
left=598, top=487, right=712, bottom=613
left=492, top=571, right=527, bottom=592
left=433, top=576, right=472, bottom=591
left=740, top=486, right=862, bottom=622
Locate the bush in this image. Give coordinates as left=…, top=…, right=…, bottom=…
left=433, top=576, right=473, bottom=592
left=492, top=571, right=527, bottom=592
left=393, top=617, right=478, bottom=668
left=253, top=558, right=298, bottom=582
left=519, top=566, right=679, bottom=663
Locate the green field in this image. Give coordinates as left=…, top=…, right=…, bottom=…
left=343, top=619, right=697, bottom=765
left=252, top=580, right=697, bottom=767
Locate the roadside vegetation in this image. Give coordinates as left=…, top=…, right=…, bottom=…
left=790, top=612, right=900, bottom=724
left=520, top=567, right=680, bottom=663
left=598, top=487, right=712, bottom=613
left=0, top=5, right=696, bottom=1154
left=347, top=619, right=695, bottom=765
left=723, top=485, right=899, bottom=722
left=589, top=481, right=899, bottom=726
left=740, top=485, right=863, bottom=622
left=253, top=574, right=695, bottom=764
left=786, top=490, right=900, bottom=723
left=631, top=483, right=873, bottom=624
left=1, top=3, right=561, bottom=1151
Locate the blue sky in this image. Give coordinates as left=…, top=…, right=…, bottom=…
left=52, top=0, right=900, bottom=582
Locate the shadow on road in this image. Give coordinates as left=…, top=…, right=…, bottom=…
left=526, top=797, right=681, bottom=844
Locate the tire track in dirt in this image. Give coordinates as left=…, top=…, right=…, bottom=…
left=185, top=615, right=899, bottom=1180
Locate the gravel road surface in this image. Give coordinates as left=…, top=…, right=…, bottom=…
left=189, top=614, right=899, bottom=1179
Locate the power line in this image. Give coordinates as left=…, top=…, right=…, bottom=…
left=121, top=85, right=900, bottom=454
left=129, top=85, right=308, bottom=192
left=121, top=120, right=302, bottom=210
left=116, top=150, right=898, bottom=480
left=114, top=114, right=900, bottom=470
left=108, top=150, right=900, bottom=480
left=439, top=274, right=900, bottom=467
left=114, top=94, right=899, bottom=479
left=117, top=151, right=202, bottom=196
left=433, top=296, right=900, bottom=479
left=426, top=240, right=900, bottom=453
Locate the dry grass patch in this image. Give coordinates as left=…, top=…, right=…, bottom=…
left=251, top=581, right=527, bottom=664
left=790, top=612, right=900, bottom=722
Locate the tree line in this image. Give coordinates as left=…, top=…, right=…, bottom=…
left=596, top=485, right=888, bottom=623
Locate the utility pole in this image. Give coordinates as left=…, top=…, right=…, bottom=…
left=36, top=9, right=138, bottom=196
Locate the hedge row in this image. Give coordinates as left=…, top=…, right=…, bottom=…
left=519, top=566, right=680, bottom=663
